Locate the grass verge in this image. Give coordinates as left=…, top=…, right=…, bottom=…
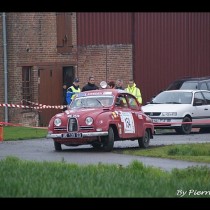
left=0, top=156, right=210, bottom=197
left=121, top=143, right=210, bottom=163
left=2, top=126, right=47, bottom=141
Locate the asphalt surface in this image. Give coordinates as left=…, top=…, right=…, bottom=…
left=0, top=130, right=210, bottom=172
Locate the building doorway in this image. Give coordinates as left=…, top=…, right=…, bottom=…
left=62, top=66, right=75, bottom=106
left=63, top=66, right=75, bottom=89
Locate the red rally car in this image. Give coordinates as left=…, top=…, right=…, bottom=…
left=46, top=89, right=154, bottom=152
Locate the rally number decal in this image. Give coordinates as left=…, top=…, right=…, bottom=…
left=120, top=112, right=135, bottom=133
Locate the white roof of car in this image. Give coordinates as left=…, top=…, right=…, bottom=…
left=163, top=89, right=210, bottom=93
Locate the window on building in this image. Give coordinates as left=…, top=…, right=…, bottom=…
left=56, top=12, right=73, bottom=54
left=22, top=67, right=32, bottom=106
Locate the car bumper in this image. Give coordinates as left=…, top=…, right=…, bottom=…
left=46, top=131, right=108, bottom=139
left=152, top=118, right=183, bottom=127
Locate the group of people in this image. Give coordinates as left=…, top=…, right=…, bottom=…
left=63, top=76, right=142, bottom=106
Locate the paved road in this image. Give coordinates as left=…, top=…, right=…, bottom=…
left=0, top=130, right=210, bottom=171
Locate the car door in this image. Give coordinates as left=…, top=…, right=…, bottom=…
left=192, top=91, right=210, bottom=126
left=200, top=91, right=210, bottom=125
left=114, top=94, right=137, bottom=139
left=125, top=93, right=144, bottom=137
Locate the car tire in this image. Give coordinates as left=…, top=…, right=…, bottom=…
left=138, top=129, right=150, bottom=148
left=54, top=141, right=62, bottom=151
left=102, top=127, right=114, bottom=152
left=175, top=116, right=192, bottom=134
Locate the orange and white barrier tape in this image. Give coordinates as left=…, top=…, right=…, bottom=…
left=0, top=103, right=67, bottom=110
left=0, top=121, right=47, bottom=129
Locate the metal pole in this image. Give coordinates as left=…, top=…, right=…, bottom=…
left=2, top=12, right=8, bottom=123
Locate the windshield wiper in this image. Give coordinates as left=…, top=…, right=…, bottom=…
left=95, top=99, right=104, bottom=107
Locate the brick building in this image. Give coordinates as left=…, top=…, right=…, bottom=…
left=1, top=12, right=210, bottom=126
left=0, top=12, right=132, bottom=126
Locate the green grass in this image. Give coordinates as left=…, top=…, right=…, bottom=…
left=1, top=156, right=210, bottom=197
left=1, top=127, right=210, bottom=197
left=2, top=126, right=47, bottom=140
left=121, top=143, right=210, bottom=163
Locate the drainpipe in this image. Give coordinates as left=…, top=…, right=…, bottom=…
left=2, top=12, right=8, bottom=123
left=131, top=12, right=135, bottom=79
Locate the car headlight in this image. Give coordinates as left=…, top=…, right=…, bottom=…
left=54, top=118, right=62, bottom=126
left=85, top=117, right=93, bottom=125
left=161, top=112, right=177, bottom=116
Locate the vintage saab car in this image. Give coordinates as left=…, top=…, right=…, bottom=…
left=46, top=89, right=154, bottom=151
left=142, top=90, right=210, bottom=134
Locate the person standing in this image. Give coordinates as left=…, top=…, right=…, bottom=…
left=125, top=79, right=142, bottom=104
left=107, top=81, right=115, bottom=89
left=115, top=79, right=124, bottom=90
left=62, top=83, right=68, bottom=105
left=82, top=76, right=99, bottom=91
left=66, top=78, right=81, bottom=105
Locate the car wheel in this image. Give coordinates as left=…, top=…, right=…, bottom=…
left=102, top=127, right=114, bottom=152
left=138, top=129, right=150, bottom=148
left=175, top=116, right=192, bottom=134
left=54, top=141, right=62, bottom=151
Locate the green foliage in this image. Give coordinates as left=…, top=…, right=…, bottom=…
left=3, top=126, right=47, bottom=141
left=1, top=157, right=210, bottom=197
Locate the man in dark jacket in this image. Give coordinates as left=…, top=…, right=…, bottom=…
left=82, top=76, right=99, bottom=91
left=66, top=78, right=81, bottom=105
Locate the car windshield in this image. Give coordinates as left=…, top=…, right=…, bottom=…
left=152, top=91, right=193, bottom=104
left=70, top=95, right=114, bottom=108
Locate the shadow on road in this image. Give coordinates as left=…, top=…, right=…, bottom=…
left=155, top=128, right=200, bottom=135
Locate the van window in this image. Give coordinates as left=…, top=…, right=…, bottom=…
left=202, top=91, right=210, bottom=105
left=206, top=82, right=210, bottom=90
left=167, top=81, right=184, bottom=90
left=200, top=82, right=208, bottom=90
left=180, top=82, right=198, bottom=90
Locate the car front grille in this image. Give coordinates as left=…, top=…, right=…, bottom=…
left=68, top=117, right=78, bottom=132
left=144, top=112, right=161, bottom=116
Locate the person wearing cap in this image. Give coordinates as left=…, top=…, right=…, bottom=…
left=66, top=78, right=81, bottom=105
left=82, top=76, right=99, bottom=91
